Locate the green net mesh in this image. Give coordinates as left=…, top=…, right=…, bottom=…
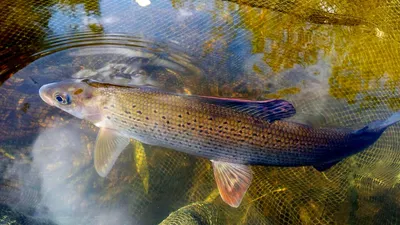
left=1, top=0, right=400, bottom=224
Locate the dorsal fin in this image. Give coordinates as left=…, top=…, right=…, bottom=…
left=81, top=79, right=295, bottom=122
left=197, top=96, right=296, bottom=122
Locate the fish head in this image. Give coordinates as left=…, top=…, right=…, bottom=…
left=39, top=79, right=104, bottom=123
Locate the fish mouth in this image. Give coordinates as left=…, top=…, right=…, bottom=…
left=39, top=84, right=55, bottom=106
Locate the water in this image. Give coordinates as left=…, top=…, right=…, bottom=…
left=1, top=0, right=400, bottom=224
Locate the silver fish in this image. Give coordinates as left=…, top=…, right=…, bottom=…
left=39, top=79, right=400, bottom=207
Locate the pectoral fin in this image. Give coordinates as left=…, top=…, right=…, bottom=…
left=211, top=160, right=252, bottom=208
left=94, top=128, right=130, bottom=177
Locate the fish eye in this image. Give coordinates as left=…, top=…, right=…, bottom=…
left=54, top=92, right=71, bottom=105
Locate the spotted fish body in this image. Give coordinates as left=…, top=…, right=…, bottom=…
left=39, top=79, right=400, bottom=207
left=86, top=81, right=387, bottom=167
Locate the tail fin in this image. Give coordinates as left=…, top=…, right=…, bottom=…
left=354, top=111, right=400, bottom=134
left=379, top=111, right=400, bottom=128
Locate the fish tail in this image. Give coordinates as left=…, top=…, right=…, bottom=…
left=380, top=111, right=400, bottom=129
left=354, top=111, right=400, bottom=134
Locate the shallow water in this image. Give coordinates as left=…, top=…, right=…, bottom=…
left=1, top=0, right=400, bottom=224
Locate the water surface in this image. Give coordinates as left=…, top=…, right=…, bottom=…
left=1, top=0, right=400, bottom=224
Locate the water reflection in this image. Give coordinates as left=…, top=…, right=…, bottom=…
left=69, top=45, right=203, bottom=93
left=1, top=0, right=400, bottom=224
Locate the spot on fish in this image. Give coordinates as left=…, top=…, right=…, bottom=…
left=125, top=111, right=131, bottom=114
left=186, top=112, right=190, bottom=115
left=178, top=115, right=182, bottom=118
left=107, top=116, right=111, bottom=119
left=223, top=121, right=228, bottom=124
left=154, top=110, right=157, bottom=113
left=162, top=116, right=166, bottom=119
left=132, top=105, right=136, bottom=108
left=187, top=122, right=191, bottom=125
left=103, top=106, right=108, bottom=109
left=146, top=117, right=149, bottom=120
left=73, top=88, right=83, bottom=95
left=137, top=111, right=142, bottom=114
left=167, top=121, right=170, bottom=124
left=208, top=117, right=213, bottom=120
left=111, top=104, right=115, bottom=108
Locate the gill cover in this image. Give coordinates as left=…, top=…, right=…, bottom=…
left=39, top=79, right=102, bottom=122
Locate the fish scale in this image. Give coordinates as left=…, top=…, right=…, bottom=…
left=39, top=79, right=400, bottom=207
left=98, top=85, right=354, bottom=166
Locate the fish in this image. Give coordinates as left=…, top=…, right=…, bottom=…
left=38, top=79, right=400, bottom=208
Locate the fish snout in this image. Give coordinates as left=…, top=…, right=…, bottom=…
left=39, top=84, right=54, bottom=106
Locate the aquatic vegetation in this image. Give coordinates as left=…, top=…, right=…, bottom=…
left=134, top=141, right=150, bottom=194
left=160, top=202, right=227, bottom=225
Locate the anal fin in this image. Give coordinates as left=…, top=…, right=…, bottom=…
left=313, top=160, right=342, bottom=172
left=94, top=127, right=130, bottom=177
left=211, top=160, right=252, bottom=208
